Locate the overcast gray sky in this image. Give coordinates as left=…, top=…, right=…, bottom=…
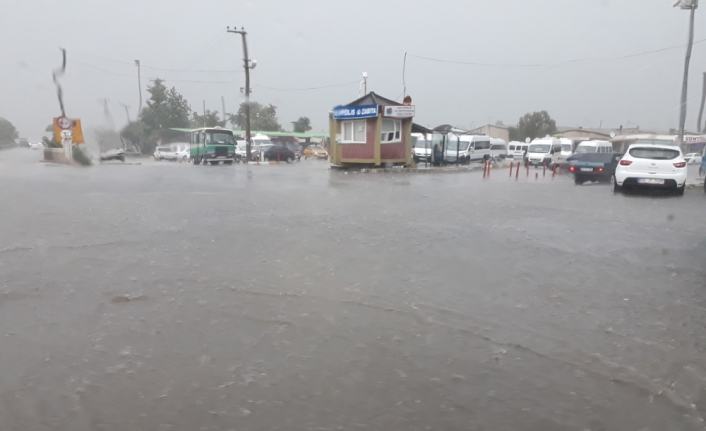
left=1, top=0, right=705, bottom=141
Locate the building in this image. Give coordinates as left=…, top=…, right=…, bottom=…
left=469, top=124, right=509, bottom=142
left=329, top=92, right=415, bottom=167
left=554, top=126, right=650, bottom=140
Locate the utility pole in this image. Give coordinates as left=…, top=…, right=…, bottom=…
left=227, top=26, right=256, bottom=162
left=676, top=0, right=698, bottom=149
left=134, top=60, right=142, bottom=118
left=118, top=102, right=131, bottom=123
left=697, top=72, right=706, bottom=133
left=221, top=96, right=227, bottom=126
left=203, top=100, right=206, bottom=127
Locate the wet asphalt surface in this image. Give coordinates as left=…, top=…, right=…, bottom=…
left=1, top=148, right=706, bottom=431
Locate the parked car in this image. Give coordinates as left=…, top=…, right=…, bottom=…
left=508, top=141, right=529, bottom=160
left=30, top=141, right=45, bottom=150
left=412, top=133, right=431, bottom=163
left=613, top=144, right=687, bottom=195
left=445, top=135, right=491, bottom=164
left=154, top=146, right=177, bottom=161
left=100, top=148, right=125, bottom=162
left=575, top=140, right=614, bottom=154
left=264, top=145, right=296, bottom=163
left=550, top=153, right=585, bottom=171
left=568, top=153, right=622, bottom=185
left=683, top=153, right=702, bottom=165
left=490, top=138, right=507, bottom=160
left=526, top=138, right=561, bottom=167
left=19, top=138, right=31, bottom=148
left=169, top=143, right=190, bottom=163
left=304, top=145, right=329, bottom=160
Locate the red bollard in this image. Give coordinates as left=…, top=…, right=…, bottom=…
left=277, top=154, right=280, bottom=164
left=483, top=161, right=487, bottom=179
left=515, top=160, right=520, bottom=180
left=255, top=155, right=259, bottom=165
left=535, top=173, right=539, bottom=181
left=552, top=164, right=556, bottom=179
left=526, top=162, right=530, bottom=177
left=509, top=161, right=514, bottom=177
left=487, top=161, right=491, bottom=178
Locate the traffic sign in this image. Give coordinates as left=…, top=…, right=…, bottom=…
left=56, top=116, right=72, bottom=130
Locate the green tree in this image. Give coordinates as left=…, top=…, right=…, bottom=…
left=120, top=122, right=148, bottom=153
left=512, top=111, right=557, bottom=142
left=228, top=102, right=281, bottom=132
left=134, top=79, right=192, bottom=153
left=191, top=110, right=226, bottom=128
left=0, top=117, right=19, bottom=146
left=291, top=117, right=312, bottom=133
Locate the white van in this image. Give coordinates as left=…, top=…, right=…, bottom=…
left=490, top=138, right=507, bottom=159
left=445, top=135, right=491, bottom=164
left=526, top=138, right=562, bottom=167
left=508, top=141, right=529, bottom=159
left=575, top=140, right=614, bottom=154
left=169, top=142, right=190, bottom=162
left=411, top=133, right=432, bottom=163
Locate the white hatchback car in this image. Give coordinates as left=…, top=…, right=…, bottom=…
left=613, top=144, right=687, bottom=195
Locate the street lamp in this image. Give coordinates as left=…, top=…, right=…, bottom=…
left=675, top=0, right=698, bottom=150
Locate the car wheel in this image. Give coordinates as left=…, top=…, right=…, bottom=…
left=676, top=184, right=685, bottom=196
left=224, top=160, right=233, bottom=165
left=611, top=175, right=622, bottom=193
left=574, top=176, right=583, bottom=185
left=286, top=157, right=293, bottom=163
left=210, top=161, right=219, bottom=166
left=700, top=168, right=705, bottom=177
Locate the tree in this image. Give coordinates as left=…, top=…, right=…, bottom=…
left=228, top=102, right=281, bottom=131
left=511, top=111, right=557, bottom=142
left=291, top=117, right=312, bottom=133
left=0, top=117, right=19, bottom=146
left=191, top=110, right=226, bottom=128
left=120, top=122, right=148, bottom=153
left=134, top=79, right=192, bottom=153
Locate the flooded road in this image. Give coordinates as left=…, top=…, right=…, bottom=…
left=1, top=148, right=706, bottom=430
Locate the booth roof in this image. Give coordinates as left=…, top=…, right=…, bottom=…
left=344, top=92, right=402, bottom=107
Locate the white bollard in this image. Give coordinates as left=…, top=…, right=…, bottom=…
left=61, top=130, right=73, bottom=163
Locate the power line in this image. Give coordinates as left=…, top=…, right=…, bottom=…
left=408, top=37, right=706, bottom=68
left=76, top=51, right=241, bottom=73
left=74, top=60, right=359, bottom=90
left=255, top=81, right=359, bottom=91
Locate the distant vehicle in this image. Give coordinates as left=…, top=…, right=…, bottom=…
left=286, top=143, right=303, bottom=159
left=412, top=133, right=431, bottom=163
left=445, top=135, right=491, bottom=164
left=19, top=138, right=30, bottom=148
left=154, top=146, right=177, bottom=161
left=490, top=138, right=507, bottom=159
left=100, top=148, right=125, bottom=162
left=683, top=153, right=702, bottom=165
left=264, top=145, right=296, bottom=163
left=189, top=127, right=236, bottom=165
left=526, top=138, right=561, bottom=167
left=30, top=141, right=45, bottom=150
left=508, top=141, right=529, bottom=159
left=304, top=145, right=329, bottom=160
left=550, top=153, right=585, bottom=171
left=169, top=142, right=190, bottom=163
left=568, top=153, right=622, bottom=185
left=613, top=145, right=687, bottom=195
left=123, top=149, right=142, bottom=158
left=575, top=140, right=613, bottom=154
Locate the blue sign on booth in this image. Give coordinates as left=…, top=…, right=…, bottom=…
left=333, top=104, right=378, bottom=120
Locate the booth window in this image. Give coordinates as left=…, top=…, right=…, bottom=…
left=381, top=119, right=401, bottom=143
left=341, top=120, right=366, bottom=143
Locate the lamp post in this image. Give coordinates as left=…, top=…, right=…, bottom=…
left=227, top=26, right=257, bottom=162
left=675, top=0, right=698, bottom=150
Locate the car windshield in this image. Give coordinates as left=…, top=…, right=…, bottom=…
left=207, top=132, right=233, bottom=144
left=561, top=144, right=572, bottom=152
left=491, top=144, right=505, bottom=150
left=575, top=145, right=597, bottom=153
left=529, top=144, right=550, bottom=153
left=629, top=147, right=680, bottom=160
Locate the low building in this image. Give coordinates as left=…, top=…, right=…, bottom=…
left=329, top=92, right=415, bottom=167
left=469, top=124, right=509, bottom=142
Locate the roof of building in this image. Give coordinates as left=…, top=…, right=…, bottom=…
left=470, top=124, right=509, bottom=131
left=342, top=91, right=401, bottom=107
